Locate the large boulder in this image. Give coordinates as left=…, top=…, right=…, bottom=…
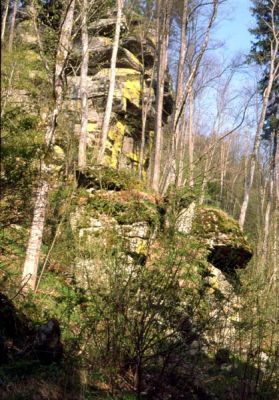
left=191, top=207, right=253, bottom=272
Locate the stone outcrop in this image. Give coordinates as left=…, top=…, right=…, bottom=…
left=66, top=12, right=173, bottom=173
left=71, top=169, right=159, bottom=284
left=72, top=169, right=252, bottom=296
left=16, top=11, right=173, bottom=175
left=70, top=170, right=254, bottom=355
left=191, top=207, right=253, bottom=272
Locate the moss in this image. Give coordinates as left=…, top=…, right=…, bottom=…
left=191, top=207, right=253, bottom=271
left=192, top=207, right=249, bottom=247
left=72, top=189, right=159, bottom=232
left=114, top=199, right=158, bottom=226
left=85, top=195, right=158, bottom=226
left=94, top=67, right=141, bottom=79
left=122, top=77, right=141, bottom=108
left=87, top=122, right=98, bottom=132
left=125, top=151, right=140, bottom=163
left=104, top=121, right=126, bottom=168
left=135, top=240, right=148, bottom=255
left=77, top=165, right=145, bottom=191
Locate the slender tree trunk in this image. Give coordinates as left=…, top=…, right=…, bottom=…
left=220, top=140, right=230, bottom=202
left=260, top=178, right=268, bottom=218
left=151, top=0, right=172, bottom=191
left=161, top=0, right=188, bottom=192
left=199, top=157, right=210, bottom=205
left=176, top=114, right=187, bottom=187
left=78, top=0, right=89, bottom=169
left=98, top=0, right=123, bottom=163
left=173, top=0, right=188, bottom=130
left=262, top=131, right=278, bottom=257
left=22, top=0, right=76, bottom=290
left=21, top=180, right=49, bottom=289
left=162, top=0, right=218, bottom=193
left=139, top=29, right=155, bottom=178
left=188, top=87, right=194, bottom=187
left=8, top=0, right=18, bottom=52
left=239, top=39, right=279, bottom=228
left=139, top=104, right=148, bottom=178
left=1, top=0, right=9, bottom=44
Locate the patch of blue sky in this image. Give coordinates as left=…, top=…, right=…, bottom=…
left=214, top=0, right=254, bottom=58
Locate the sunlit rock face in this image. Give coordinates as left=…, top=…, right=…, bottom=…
left=70, top=167, right=159, bottom=283
left=66, top=12, right=173, bottom=174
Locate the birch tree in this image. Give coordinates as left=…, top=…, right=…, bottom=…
left=151, top=0, right=173, bottom=191
left=8, top=0, right=18, bottom=51
left=22, top=0, right=76, bottom=290
left=239, top=0, right=279, bottom=228
left=78, top=0, right=89, bottom=169
left=1, top=0, right=9, bottom=44
left=162, top=0, right=219, bottom=193
left=262, top=130, right=278, bottom=257
left=98, top=0, right=124, bottom=163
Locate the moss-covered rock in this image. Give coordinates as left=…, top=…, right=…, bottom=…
left=76, top=165, right=145, bottom=191
left=192, top=207, right=253, bottom=271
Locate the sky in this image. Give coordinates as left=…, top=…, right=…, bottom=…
left=197, top=1, right=258, bottom=135
left=215, top=0, right=255, bottom=58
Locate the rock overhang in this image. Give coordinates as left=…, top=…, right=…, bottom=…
left=191, top=207, right=253, bottom=272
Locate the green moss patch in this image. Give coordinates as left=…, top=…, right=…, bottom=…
left=78, top=192, right=159, bottom=227
left=76, top=165, right=146, bottom=191
left=192, top=207, right=253, bottom=271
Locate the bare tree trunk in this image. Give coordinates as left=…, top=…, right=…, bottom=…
left=188, top=87, right=194, bottom=187
left=8, top=0, right=18, bottom=52
left=98, top=0, right=123, bottom=163
left=199, top=156, right=210, bottom=205
left=21, top=180, right=49, bottom=289
left=139, top=26, right=155, bottom=178
left=162, top=0, right=219, bottom=193
left=151, top=0, right=172, bottom=191
left=239, top=36, right=279, bottom=228
left=78, top=0, right=89, bottom=169
left=161, top=0, right=188, bottom=192
left=173, top=0, right=188, bottom=131
left=219, top=139, right=230, bottom=202
left=176, top=114, right=187, bottom=187
left=22, top=0, right=76, bottom=290
left=262, top=131, right=278, bottom=257
left=1, top=0, right=9, bottom=44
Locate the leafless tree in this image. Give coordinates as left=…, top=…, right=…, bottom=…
left=22, top=0, right=76, bottom=290
left=239, top=0, right=279, bottom=228
left=8, top=0, right=18, bottom=51
left=151, top=0, right=173, bottom=191
left=98, top=0, right=124, bottom=163
left=78, top=0, right=89, bottom=169
left=1, top=0, right=10, bottom=44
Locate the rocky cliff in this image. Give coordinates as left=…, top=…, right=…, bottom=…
left=66, top=12, right=173, bottom=172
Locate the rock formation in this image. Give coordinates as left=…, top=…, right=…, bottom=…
left=71, top=167, right=253, bottom=352
left=66, top=13, right=173, bottom=172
